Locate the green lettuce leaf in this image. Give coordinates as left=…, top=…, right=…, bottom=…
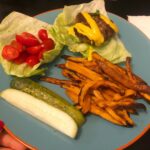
left=0, top=11, right=63, bottom=77
left=81, top=36, right=131, bottom=63
left=52, top=0, right=131, bottom=63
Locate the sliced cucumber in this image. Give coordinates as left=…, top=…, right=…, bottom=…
left=0, top=88, right=78, bottom=138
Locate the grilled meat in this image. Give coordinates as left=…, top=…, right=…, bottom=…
left=74, top=12, right=117, bottom=46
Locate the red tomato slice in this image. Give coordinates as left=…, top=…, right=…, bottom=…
left=11, top=40, right=24, bottom=53
left=38, top=29, right=48, bottom=41
left=2, top=45, right=20, bottom=61
left=41, top=38, right=55, bottom=50
left=26, top=45, right=42, bottom=54
left=16, top=32, right=40, bottom=47
left=26, top=55, right=39, bottom=67
left=13, top=51, right=28, bottom=64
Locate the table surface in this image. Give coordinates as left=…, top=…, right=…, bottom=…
left=0, top=0, right=150, bottom=150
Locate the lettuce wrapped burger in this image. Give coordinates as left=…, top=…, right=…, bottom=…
left=51, top=0, right=131, bottom=63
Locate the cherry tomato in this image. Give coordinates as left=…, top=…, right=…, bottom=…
left=11, top=40, right=24, bottom=53
left=38, top=49, right=46, bottom=60
left=13, top=51, right=28, bottom=64
left=38, top=29, right=48, bottom=41
left=2, top=45, right=20, bottom=61
left=41, top=38, right=55, bottom=50
left=26, top=55, right=39, bottom=67
left=16, top=32, right=39, bottom=47
left=26, top=45, right=42, bottom=54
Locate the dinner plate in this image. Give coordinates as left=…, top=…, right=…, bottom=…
left=0, top=9, right=150, bottom=150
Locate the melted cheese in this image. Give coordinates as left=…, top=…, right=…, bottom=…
left=87, top=46, right=93, bottom=61
left=100, top=15, right=119, bottom=33
left=68, top=12, right=119, bottom=46
left=68, top=12, right=104, bottom=46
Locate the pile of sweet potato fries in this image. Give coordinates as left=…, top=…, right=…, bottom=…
left=41, top=52, right=150, bottom=126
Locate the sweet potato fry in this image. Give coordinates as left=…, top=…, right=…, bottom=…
left=92, top=96, right=105, bottom=108
left=93, top=90, right=105, bottom=101
left=41, top=76, right=79, bottom=87
left=56, top=63, right=66, bottom=69
left=113, top=89, right=136, bottom=101
left=99, top=60, right=150, bottom=93
left=62, top=84, right=80, bottom=95
left=125, top=57, right=136, bottom=83
left=92, top=52, right=146, bottom=83
left=62, top=69, right=87, bottom=82
left=83, top=60, right=97, bottom=68
left=81, top=95, right=91, bottom=114
left=65, top=61, right=103, bottom=81
left=79, top=80, right=97, bottom=105
left=105, top=107, right=127, bottom=126
left=92, top=97, right=137, bottom=109
left=115, top=102, right=146, bottom=111
left=62, top=55, right=86, bottom=63
left=92, top=52, right=150, bottom=93
left=65, top=90, right=79, bottom=104
left=90, top=104, right=124, bottom=126
left=41, top=53, right=150, bottom=127
left=62, top=69, right=82, bottom=81
left=91, top=80, right=124, bottom=94
left=140, top=92, right=150, bottom=101
left=122, top=110, right=134, bottom=126
left=124, top=89, right=137, bottom=97
left=98, top=89, right=113, bottom=101
left=127, top=109, right=138, bottom=115
left=116, top=109, right=134, bottom=126
left=125, top=57, right=147, bottom=85
left=102, top=89, right=116, bottom=98
left=92, top=52, right=127, bottom=75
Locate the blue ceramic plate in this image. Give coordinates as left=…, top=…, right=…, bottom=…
left=0, top=9, right=150, bottom=150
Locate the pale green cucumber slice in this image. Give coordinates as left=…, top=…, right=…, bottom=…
left=0, top=88, right=78, bottom=138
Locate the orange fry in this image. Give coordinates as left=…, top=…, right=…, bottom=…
left=41, top=53, right=149, bottom=127
left=62, top=84, right=80, bottom=95
left=105, top=107, right=127, bottom=126
left=65, top=90, right=79, bottom=104
left=62, top=55, right=86, bottom=63
left=125, top=57, right=136, bottom=83
left=65, top=61, right=103, bottom=81
left=116, top=109, right=134, bottom=126
left=81, top=95, right=91, bottom=114
left=92, top=52, right=150, bottom=93
left=140, top=92, right=150, bottom=101
left=79, top=80, right=97, bottom=105
left=90, top=104, right=124, bottom=126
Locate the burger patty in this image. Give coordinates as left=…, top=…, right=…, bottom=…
left=74, top=13, right=115, bottom=46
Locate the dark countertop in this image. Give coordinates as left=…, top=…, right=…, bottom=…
left=0, top=0, right=150, bottom=21
left=0, top=0, right=150, bottom=150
